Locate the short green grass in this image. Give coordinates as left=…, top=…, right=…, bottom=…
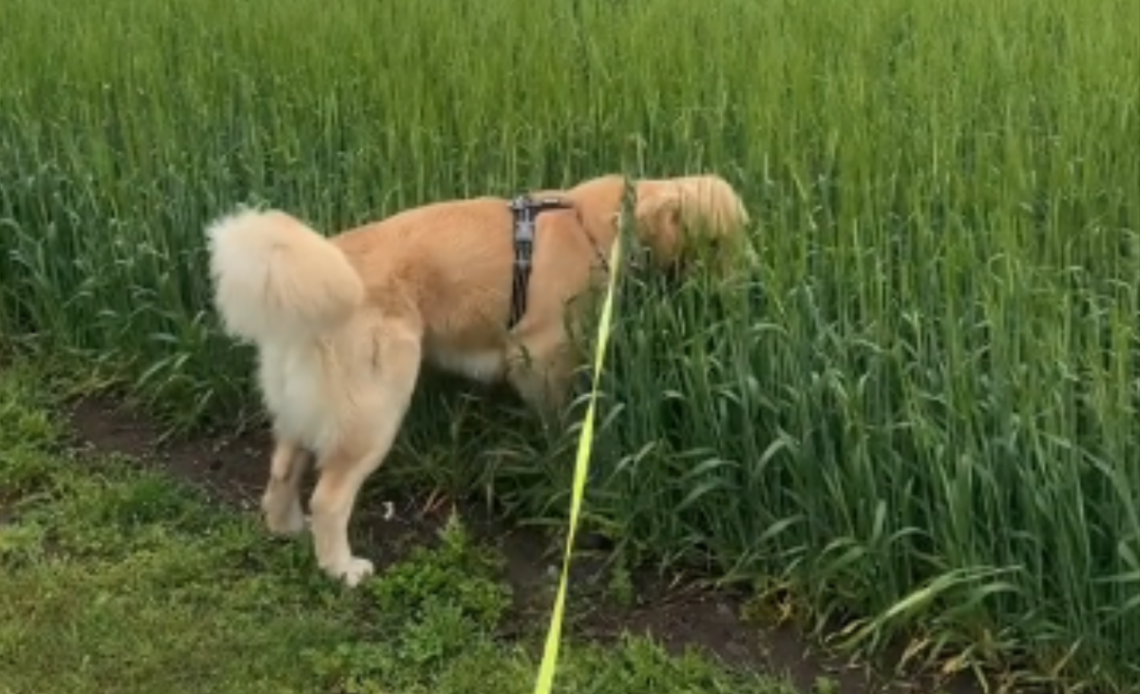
left=0, top=362, right=803, bottom=694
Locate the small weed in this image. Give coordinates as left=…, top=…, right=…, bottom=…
left=368, top=509, right=513, bottom=632
left=812, top=676, right=840, bottom=694
left=606, top=554, right=636, bottom=608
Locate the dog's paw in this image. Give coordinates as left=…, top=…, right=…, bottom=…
left=262, top=495, right=307, bottom=536
left=266, top=509, right=309, bottom=536
left=325, top=557, right=375, bottom=588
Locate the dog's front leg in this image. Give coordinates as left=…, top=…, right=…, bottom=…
left=506, top=336, right=576, bottom=429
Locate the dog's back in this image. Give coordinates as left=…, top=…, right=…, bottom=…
left=324, top=197, right=596, bottom=384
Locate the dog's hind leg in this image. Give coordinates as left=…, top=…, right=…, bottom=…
left=308, top=323, right=422, bottom=587
left=262, top=438, right=312, bottom=536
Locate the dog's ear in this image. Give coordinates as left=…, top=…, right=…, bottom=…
left=633, top=192, right=683, bottom=265
left=635, top=192, right=681, bottom=229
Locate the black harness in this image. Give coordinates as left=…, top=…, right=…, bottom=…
left=506, top=194, right=575, bottom=328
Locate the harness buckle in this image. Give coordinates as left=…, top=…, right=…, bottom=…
left=506, top=194, right=574, bottom=328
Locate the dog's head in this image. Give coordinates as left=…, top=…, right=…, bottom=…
left=628, top=174, right=755, bottom=275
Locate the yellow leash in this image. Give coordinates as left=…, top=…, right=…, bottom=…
left=530, top=213, right=626, bottom=694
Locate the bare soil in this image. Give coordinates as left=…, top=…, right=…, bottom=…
left=64, top=395, right=985, bottom=694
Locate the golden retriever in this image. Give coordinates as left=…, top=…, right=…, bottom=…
left=204, top=172, right=750, bottom=586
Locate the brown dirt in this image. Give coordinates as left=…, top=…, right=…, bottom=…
left=63, top=395, right=986, bottom=694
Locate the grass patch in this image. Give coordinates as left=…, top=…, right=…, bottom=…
left=0, top=362, right=802, bottom=694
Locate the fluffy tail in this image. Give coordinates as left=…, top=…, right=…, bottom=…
left=205, top=207, right=365, bottom=345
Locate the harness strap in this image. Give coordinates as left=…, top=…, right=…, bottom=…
left=507, top=194, right=574, bottom=329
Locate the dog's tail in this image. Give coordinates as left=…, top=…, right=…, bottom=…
left=205, top=207, right=365, bottom=345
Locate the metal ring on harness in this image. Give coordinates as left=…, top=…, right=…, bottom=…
left=507, top=194, right=575, bottom=329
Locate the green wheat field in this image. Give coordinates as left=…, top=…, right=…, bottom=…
left=1, top=0, right=1138, bottom=691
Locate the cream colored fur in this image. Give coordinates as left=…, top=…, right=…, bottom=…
left=204, top=173, right=750, bottom=586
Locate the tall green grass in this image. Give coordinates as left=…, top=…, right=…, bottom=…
left=1, top=0, right=1137, bottom=690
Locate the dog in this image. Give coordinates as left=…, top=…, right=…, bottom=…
left=204, top=173, right=750, bottom=586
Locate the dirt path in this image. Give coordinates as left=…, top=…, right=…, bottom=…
left=64, top=395, right=983, bottom=694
